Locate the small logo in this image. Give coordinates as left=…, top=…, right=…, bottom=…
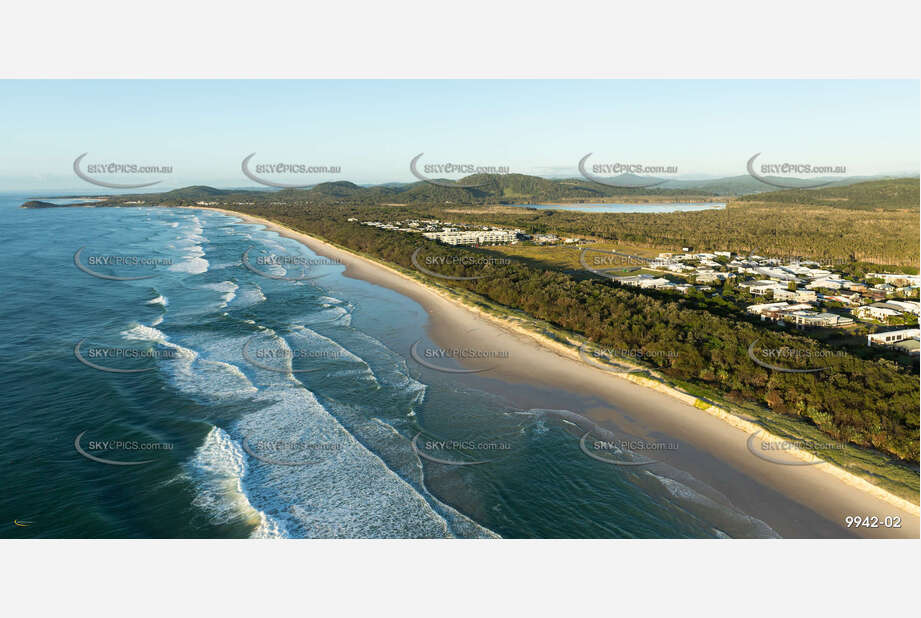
left=73, top=338, right=178, bottom=373
left=410, top=433, right=498, bottom=466
left=578, top=247, right=650, bottom=279
left=747, top=339, right=829, bottom=373
left=240, top=153, right=341, bottom=189
left=73, top=247, right=163, bottom=281
left=578, top=431, right=659, bottom=467
left=74, top=430, right=162, bottom=466
left=73, top=153, right=168, bottom=189
left=409, top=337, right=507, bottom=374
left=74, top=339, right=154, bottom=373
left=241, top=246, right=330, bottom=281
left=577, top=153, right=672, bottom=189
left=241, top=335, right=327, bottom=374
left=411, top=247, right=505, bottom=281
left=746, top=431, right=826, bottom=466
left=578, top=345, right=643, bottom=375
left=746, top=153, right=844, bottom=190
left=241, top=436, right=338, bottom=467
left=409, top=153, right=491, bottom=188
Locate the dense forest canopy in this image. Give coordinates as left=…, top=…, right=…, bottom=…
left=737, top=178, right=920, bottom=211
left=212, top=203, right=920, bottom=463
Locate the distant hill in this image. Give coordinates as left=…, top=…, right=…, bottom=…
left=736, top=177, right=920, bottom=210
left=619, top=174, right=894, bottom=195
left=158, top=185, right=264, bottom=200
left=64, top=173, right=919, bottom=209
left=100, top=173, right=717, bottom=207
left=20, top=200, right=62, bottom=209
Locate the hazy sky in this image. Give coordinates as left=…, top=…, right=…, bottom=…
left=0, top=80, right=917, bottom=191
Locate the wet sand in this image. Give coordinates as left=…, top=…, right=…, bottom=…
left=200, top=207, right=920, bottom=539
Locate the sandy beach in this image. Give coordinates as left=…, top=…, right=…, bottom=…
left=199, top=207, right=919, bottom=539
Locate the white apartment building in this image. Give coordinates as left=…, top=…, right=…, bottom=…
left=886, top=300, right=921, bottom=315
left=854, top=304, right=903, bottom=321
left=614, top=275, right=673, bottom=290
left=817, top=293, right=859, bottom=305
left=788, top=311, right=854, bottom=328
left=867, top=328, right=920, bottom=346
left=746, top=302, right=792, bottom=316
left=694, top=270, right=728, bottom=284
left=805, top=277, right=848, bottom=290
left=753, top=266, right=799, bottom=281
left=773, top=288, right=818, bottom=303
left=422, top=229, right=520, bottom=246
left=740, top=280, right=787, bottom=296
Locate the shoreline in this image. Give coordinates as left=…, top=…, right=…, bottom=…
left=198, top=206, right=916, bottom=537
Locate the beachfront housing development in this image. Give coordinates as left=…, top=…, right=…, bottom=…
left=746, top=302, right=855, bottom=327
left=611, top=250, right=919, bottom=330
left=356, top=218, right=525, bottom=246
left=350, top=218, right=919, bottom=345
left=656, top=252, right=921, bottom=328
left=354, top=218, right=592, bottom=247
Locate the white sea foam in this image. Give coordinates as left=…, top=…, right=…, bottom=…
left=207, top=261, right=238, bottom=271
left=186, top=426, right=287, bottom=538
left=234, top=383, right=455, bottom=538
left=168, top=330, right=481, bottom=538
left=253, top=260, right=287, bottom=278
left=146, top=295, right=168, bottom=307
left=121, top=322, right=286, bottom=537
left=133, top=217, right=491, bottom=537
left=231, top=283, right=266, bottom=308
left=166, top=216, right=209, bottom=274
left=169, top=255, right=209, bottom=275
left=121, top=323, right=169, bottom=344
left=305, top=297, right=352, bottom=326
left=121, top=323, right=257, bottom=400
left=334, top=328, right=427, bottom=400
left=286, top=326, right=377, bottom=381
left=202, top=281, right=238, bottom=308
left=170, top=351, right=257, bottom=400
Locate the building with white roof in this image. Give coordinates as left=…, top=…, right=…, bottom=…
left=789, top=311, right=854, bottom=328
left=422, top=229, right=520, bottom=246
left=867, top=273, right=921, bottom=287
left=853, top=303, right=905, bottom=321
left=867, top=328, right=920, bottom=354
left=886, top=300, right=921, bottom=315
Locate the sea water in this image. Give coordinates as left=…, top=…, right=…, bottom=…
left=0, top=195, right=775, bottom=538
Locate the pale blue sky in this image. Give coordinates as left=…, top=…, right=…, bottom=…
left=0, top=80, right=917, bottom=191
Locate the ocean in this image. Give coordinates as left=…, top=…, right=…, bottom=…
left=0, top=194, right=777, bottom=538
